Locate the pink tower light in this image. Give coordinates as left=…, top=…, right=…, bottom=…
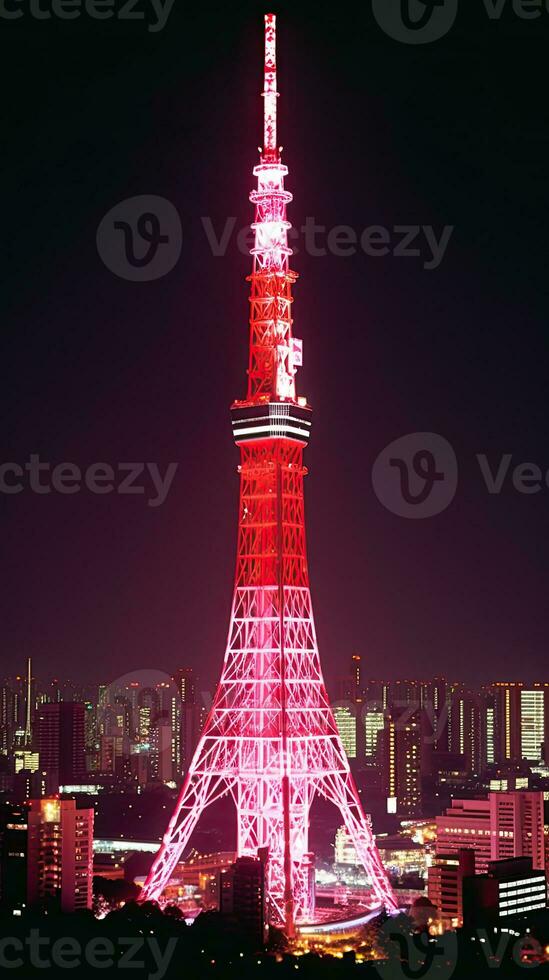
left=263, top=13, right=278, bottom=155
left=139, top=14, right=398, bottom=937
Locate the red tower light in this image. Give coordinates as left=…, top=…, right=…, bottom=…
left=140, top=13, right=397, bottom=935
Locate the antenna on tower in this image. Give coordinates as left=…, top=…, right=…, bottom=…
left=262, top=13, right=279, bottom=158
left=24, top=656, right=32, bottom=747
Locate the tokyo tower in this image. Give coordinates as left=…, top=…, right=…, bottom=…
left=141, top=14, right=397, bottom=934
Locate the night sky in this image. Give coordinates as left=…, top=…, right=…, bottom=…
left=2, top=1, right=549, bottom=692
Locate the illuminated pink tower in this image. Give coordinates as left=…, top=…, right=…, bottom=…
left=141, top=14, right=397, bottom=934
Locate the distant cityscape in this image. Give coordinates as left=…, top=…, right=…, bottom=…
left=2, top=652, right=549, bottom=971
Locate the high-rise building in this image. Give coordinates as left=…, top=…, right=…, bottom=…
left=219, top=855, right=267, bottom=946
left=36, top=702, right=86, bottom=787
left=363, top=679, right=390, bottom=712
left=364, top=707, right=385, bottom=758
left=0, top=682, right=19, bottom=755
left=463, top=857, right=547, bottom=929
left=83, top=700, right=99, bottom=772
left=379, top=711, right=422, bottom=817
left=174, top=668, right=202, bottom=772
left=446, top=684, right=481, bottom=775
left=99, top=731, right=130, bottom=778
left=27, top=798, right=93, bottom=912
left=14, top=749, right=39, bottom=774
left=151, top=723, right=174, bottom=784
left=174, top=667, right=196, bottom=706
left=0, top=803, right=28, bottom=914
left=491, top=683, right=523, bottom=763
left=480, top=687, right=497, bottom=770
left=155, top=681, right=181, bottom=783
left=427, top=848, right=475, bottom=929
left=13, top=769, right=49, bottom=802
left=333, top=656, right=363, bottom=704
left=333, top=705, right=357, bottom=759
left=520, top=686, right=549, bottom=762
left=390, top=680, right=421, bottom=716
left=429, top=676, right=448, bottom=752
left=24, top=657, right=34, bottom=747
left=434, top=791, right=545, bottom=874
left=351, top=655, right=361, bottom=698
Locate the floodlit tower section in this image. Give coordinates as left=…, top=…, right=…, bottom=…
left=243, top=13, right=302, bottom=406
left=140, top=14, right=397, bottom=935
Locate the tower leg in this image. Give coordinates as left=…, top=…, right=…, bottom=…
left=235, top=774, right=313, bottom=926
left=140, top=743, right=234, bottom=901
left=319, top=771, right=399, bottom=912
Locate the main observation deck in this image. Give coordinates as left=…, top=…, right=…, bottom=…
left=231, top=400, right=312, bottom=447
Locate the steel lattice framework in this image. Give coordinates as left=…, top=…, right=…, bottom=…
left=140, top=13, right=397, bottom=934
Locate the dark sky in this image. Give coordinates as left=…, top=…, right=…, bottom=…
left=2, top=0, right=549, bottom=692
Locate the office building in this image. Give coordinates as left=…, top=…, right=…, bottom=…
left=379, top=711, right=422, bottom=817
left=435, top=791, right=545, bottom=874
left=36, top=702, right=86, bottom=787
left=463, top=857, right=547, bottom=929
left=174, top=667, right=196, bottom=706
left=429, top=676, right=449, bottom=752
left=364, top=707, right=385, bottom=758
left=491, top=683, right=523, bottom=763
left=0, top=804, right=28, bottom=914
left=447, top=684, right=481, bottom=775
left=219, top=855, right=267, bottom=945
left=520, top=686, right=549, bottom=762
left=427, top=848, right=475, bottom=928
left=334, top=704, right=357, bottom=759
left=27, top=798, right=93, bottom=912
left=151, top=723, right=174, bottom=784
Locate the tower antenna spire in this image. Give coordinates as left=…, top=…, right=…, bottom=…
left=263, top=13, right=279, bottom=158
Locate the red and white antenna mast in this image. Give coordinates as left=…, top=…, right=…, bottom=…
left=263, top=13, right=279, bottom=158
left=245, top=13, right=299, bottom=404
left=140, top=14, right=397, bottom=934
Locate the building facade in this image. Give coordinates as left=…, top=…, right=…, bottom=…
left=36, top=702, right=86, bottom=787
left=463, top=857, right=547, bottom=928
left=427, top=848, right=475, bottom=928
left=27, top=798, right=93, bottom=912
left=434, top=792, right=545, bottom=875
